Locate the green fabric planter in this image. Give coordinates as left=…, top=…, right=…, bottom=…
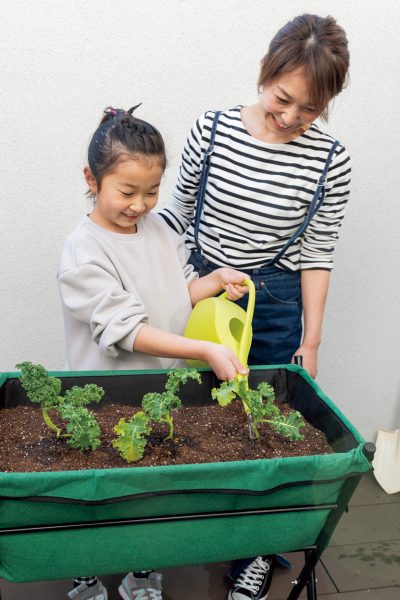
left=0, top=365, right=372, bottom=583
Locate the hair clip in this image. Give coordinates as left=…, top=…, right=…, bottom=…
left=104, top=107, right=118, bottom=117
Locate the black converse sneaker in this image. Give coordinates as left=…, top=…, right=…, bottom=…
left=228, top=556, right=275, bottom=600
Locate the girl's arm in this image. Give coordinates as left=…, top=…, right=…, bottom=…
left=293, top=269, right=330, bottom=378
left=134, top=267, right=250, bottom=381
left=133, top=325, right=247, bottom=382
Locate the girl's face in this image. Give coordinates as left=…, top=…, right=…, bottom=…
left=85, top=156, right=164, bottom=234
left=258, top=66, right=320, bottom=141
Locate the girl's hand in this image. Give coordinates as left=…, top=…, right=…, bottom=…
left=217, top=268, right=249, bottom=300
left=203, top=342, right=248, bottom=381
left=292, top=345, right=318, bottom=379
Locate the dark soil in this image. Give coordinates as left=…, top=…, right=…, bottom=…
left=0, top=402, right=333, bottom=473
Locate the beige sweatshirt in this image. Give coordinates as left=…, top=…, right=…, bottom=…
left=57, top=213, right=197, bottom=371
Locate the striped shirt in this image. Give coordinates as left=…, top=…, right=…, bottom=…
left=160, top=106, right=351, bottom=271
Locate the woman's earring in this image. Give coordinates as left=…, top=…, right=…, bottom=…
left=258, top=86, right=263, bottom=95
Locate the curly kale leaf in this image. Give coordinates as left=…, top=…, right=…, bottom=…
left=142, top=392, right=181, bottom=421
left=212, top=375, right=304, bottom=441
left=141, top=368, right=202, bottom=440
left=16, top=361, right=62, bottom=408
left=59, top=404, right=101, bottom=450
left=112, top=412, right=151, bottom=463
left=63, top=384, right=104, bottom=407
left=269, top=410, right=305, bottom=441
left=256, top=382, right=276, bottom=403
left=244, top=382, right=279, bottom=419
left=165, top=368, right=202, bottom=395
left=15, top=361, right=104, bottom=449
left=142, top=392, right=181, bottom=439
left=241, top=388, right=265, bottom=422
left=211, top=379, right=239, bottom=406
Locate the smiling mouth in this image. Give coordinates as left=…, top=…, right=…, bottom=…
left=272, top=115, right=292, bottom=129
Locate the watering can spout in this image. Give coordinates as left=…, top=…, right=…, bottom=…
left=184, top=278, right=255, bottom=371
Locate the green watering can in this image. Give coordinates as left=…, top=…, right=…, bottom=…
left=184, top=278, right=256, bottom=370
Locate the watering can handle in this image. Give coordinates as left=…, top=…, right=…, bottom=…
left=239, top=278, right=255, bottom=365
left=221, top=278, right=255, bottom=367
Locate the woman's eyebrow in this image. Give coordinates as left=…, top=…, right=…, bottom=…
left=275, top=85, right=292, bottom=99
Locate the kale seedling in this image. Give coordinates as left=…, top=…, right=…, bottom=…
left=212, top=377, right=304, bottom=441
left=16, top=361, right=104, bottom=451
left=112, top=368, right=201, bottom=463
left=141, top=368, right=202, bottom=439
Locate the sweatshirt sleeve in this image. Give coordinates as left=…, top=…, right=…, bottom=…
left=300, top=144, right=351, bottom=270
left=157, top=213, right=199, bottom=284
left=160, top=112, right=213, bottom=234
left=58, top=257, right=148, bottom=359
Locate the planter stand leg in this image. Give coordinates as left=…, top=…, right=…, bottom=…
left=305, top=549, right=318, bottom=600
left=286, top=547, right=319, bottom=600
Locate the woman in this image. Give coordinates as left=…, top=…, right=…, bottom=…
left=161, top=13, right=351, bottom=600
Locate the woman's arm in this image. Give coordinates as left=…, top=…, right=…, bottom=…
left=301, top=145, right=351, bottom=270
left=293, top=269, right=330, bottom=378
left=159, top=113, right=210, bottom=234
left=133, top=325, right=247, bottom=381
left=296, top=145, right=350, bottom=376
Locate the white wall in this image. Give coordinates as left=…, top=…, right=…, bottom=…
left=1, top=0, right=399, bottom=442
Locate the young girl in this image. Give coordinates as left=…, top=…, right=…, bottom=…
left=160, top=13, right=351, bottom=600
left=58, top=106, right=249, bottom=600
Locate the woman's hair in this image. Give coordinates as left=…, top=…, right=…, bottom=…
left=258, top=14, right=349, bottom=120
left=87, top=105, right=166, bottom=195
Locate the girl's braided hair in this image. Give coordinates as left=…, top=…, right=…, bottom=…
left=87, top=104, right=166, bottom=196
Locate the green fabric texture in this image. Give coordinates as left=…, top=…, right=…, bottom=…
left=0, top=367, right=372, bottom=582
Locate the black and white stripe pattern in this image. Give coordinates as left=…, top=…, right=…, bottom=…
left=74, top=576, right=97, bottom=586
left=161, top=107, right=351, bottom=271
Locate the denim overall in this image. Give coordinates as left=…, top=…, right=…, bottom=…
left=188, top=111, right=339, bottom=366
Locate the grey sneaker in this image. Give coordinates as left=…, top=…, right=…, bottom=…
left=119, top=572, right=163, bottom=600
left=67, top=580, right=108, bottom=600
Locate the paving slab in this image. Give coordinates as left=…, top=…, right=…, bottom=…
left=350, top=471, right=400, bottom=506
left=317, top=588, right=400, bottom=599
left=331, top=503, right=400, bottom=545
left=321, top=540, right=400, bottom=592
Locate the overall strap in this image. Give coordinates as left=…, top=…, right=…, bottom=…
left=267, top=139, right=340, bottom=267
left=193, top=111, right=222, bottom=254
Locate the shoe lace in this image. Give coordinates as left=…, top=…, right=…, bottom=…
left=133, top=589, right=162, bottom=600
left=235, top=557, right=270, bottom=594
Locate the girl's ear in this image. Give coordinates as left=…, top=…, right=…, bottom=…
left=84, top=166, right=97, bottom=194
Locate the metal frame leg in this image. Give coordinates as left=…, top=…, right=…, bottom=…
left=286, top=547, right=319, bottom=600
left=305, top=549, right=318, bottom=600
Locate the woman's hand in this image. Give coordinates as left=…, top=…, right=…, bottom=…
left=292, top=344, right=318, bottom=379
left=217, top=268, right=249, bottom=300
left=203, top=341, right=248, bottom=381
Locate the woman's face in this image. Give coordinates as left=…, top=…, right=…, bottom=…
left=258, top=66, right=320, bottom=140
